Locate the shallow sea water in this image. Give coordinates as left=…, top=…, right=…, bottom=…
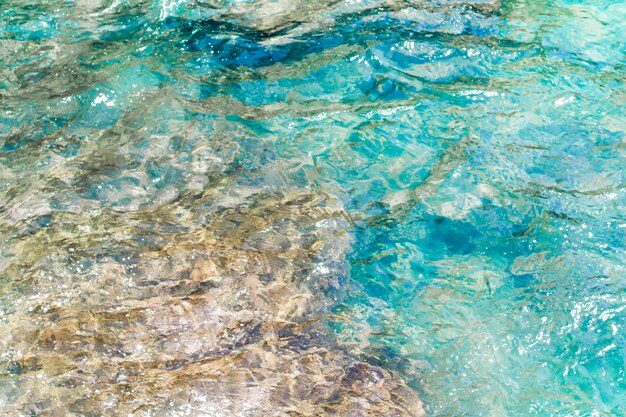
left=1, top=0, right=625, bottom=416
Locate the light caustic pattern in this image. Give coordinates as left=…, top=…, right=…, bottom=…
left=0, top=0, right=625, bottom=416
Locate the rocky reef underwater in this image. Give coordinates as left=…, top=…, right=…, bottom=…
left=0, top=184, right=424, bottom=416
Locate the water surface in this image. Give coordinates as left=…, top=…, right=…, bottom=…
left=1, top=0, right=625, bottom=416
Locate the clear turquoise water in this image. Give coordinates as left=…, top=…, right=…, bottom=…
left=1, top=0, right=625, bottom=416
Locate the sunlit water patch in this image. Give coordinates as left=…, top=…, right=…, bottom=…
left=1, top=0, right=624, bottom=416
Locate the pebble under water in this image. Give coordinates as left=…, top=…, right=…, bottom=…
left=1, top=0, right=625, bottom=416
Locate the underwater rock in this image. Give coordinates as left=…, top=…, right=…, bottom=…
left=0, top=190, right=424, bottom=416
left=197, top=0, right=502, bottom=35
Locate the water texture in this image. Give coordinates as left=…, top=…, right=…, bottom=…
left=0, top=0, right=625, bottom=416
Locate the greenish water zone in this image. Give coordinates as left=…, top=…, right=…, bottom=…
left=1, top=0, right=625, bottom=416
